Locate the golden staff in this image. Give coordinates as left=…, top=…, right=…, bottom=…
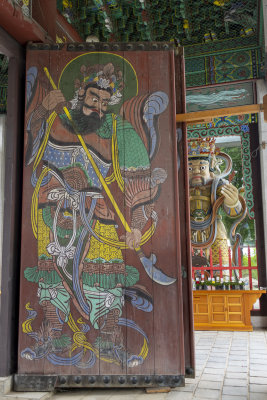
left=43, top=67, right=176, bottom=286
left=44, top=68, right=132, bottom=234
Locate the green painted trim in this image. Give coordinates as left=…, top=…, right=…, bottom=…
left=184, top=36, right=259, bottom=58
left=240, top=131, right=254, bottom=218
left=185, top=45, right=262, bottom=59
left=258, top=0, right=264, bottom=47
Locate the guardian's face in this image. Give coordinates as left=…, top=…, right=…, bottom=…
left=188, top=159, right=211, bottom=186
left=67, top=86, right=112, bottom=135
left=82, top=87, right=111, bottom=118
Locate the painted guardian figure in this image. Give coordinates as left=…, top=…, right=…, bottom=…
left=21, top=53, right=175, bottom=369
left=188, top=138, right=247, bottom=266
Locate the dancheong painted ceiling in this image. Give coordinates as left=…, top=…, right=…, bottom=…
left=56, top=0, right=260, bottom=45
left=0, top=0, right=264, bottom=113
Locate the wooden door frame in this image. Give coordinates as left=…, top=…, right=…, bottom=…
left=0, top=26, right=25, bottom=376
left=250, top=122, right=267, bottom=316
left=175, top=49, right=195, bottom=378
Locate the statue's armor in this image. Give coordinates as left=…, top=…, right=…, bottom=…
left=188, top=137, right=245, bottom=271
left=190, top=183, right=229, bottom=265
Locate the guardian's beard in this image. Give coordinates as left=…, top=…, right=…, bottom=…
left=189, top=176, right=212, bottom=187
left=64, top=106, right=105, bottom=135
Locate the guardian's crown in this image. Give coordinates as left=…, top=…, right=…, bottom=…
left=188, top=138, right=219, bottom=158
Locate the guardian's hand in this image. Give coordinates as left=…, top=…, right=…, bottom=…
left=125, top=229, right=142, bottom=250
left=42, top=89, right=66, bottom=111
left=221, top=183, right=239, bottom=208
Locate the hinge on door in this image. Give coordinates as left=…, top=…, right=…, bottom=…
left=181, top=265, right=187, bottom=279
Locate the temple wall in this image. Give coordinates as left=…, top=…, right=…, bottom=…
left=259, top=0, right=267, bottom=267
left=260, top=0, right=267, bottom=273
left=0, top=114, right=5, bottom=286
left=257, top=79, right=267, bottom=299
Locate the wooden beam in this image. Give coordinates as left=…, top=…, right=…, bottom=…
left=32, top=0, right=57, bottom=41
left=0, top=0, right=83, bottom=45
left=0, top=0, right=48, bottom=45
left=176, top=104, right=262, bottom=123
left=56, top=11, right=83, bottom=42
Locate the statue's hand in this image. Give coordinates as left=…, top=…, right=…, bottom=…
left=42, top=89, right=66, bottom=111
left=124, top=229, right=142, bottom=250
left=221, top=183, right=239, bottom=208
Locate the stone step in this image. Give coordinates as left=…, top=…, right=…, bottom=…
left=0, top=377, right=12, bottom=395
left=2, top=392, right=52, bottom=400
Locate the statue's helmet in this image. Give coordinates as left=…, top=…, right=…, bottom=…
left=188, top=137, right=220, bottom=172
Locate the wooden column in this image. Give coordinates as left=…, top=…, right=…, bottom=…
left=0, top=26, right=25, bottom=377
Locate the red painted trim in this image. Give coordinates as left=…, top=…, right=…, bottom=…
left=0, top=0, right=47, bottom=45
left=32, top=0, right=56, bottom=41
left=56, top=11, right=82, bottom=43
left=0, top=0, right=82, bottom=45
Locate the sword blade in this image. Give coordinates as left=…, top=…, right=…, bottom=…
left=140, top=254, right=176, bottom=286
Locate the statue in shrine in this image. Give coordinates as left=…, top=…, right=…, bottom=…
left=188, top=137, right=247, bottom=267
left=21, top=53, right=175, bottom=368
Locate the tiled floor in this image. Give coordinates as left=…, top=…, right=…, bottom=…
left=24, top=330, right=267, bottom=400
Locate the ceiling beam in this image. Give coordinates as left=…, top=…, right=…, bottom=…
left=0, top=0, right=48, bottom=45
left=176, top=100, right=267, bottom=124
left=0, top=0, right=82, bottom=45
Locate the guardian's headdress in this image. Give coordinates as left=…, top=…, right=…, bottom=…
left=74, top=62, right=124, bottom=106
left=188, top=138, right=219, bottom=159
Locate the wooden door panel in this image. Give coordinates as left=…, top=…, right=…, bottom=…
left=16, top=43, right=188, bottom=390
